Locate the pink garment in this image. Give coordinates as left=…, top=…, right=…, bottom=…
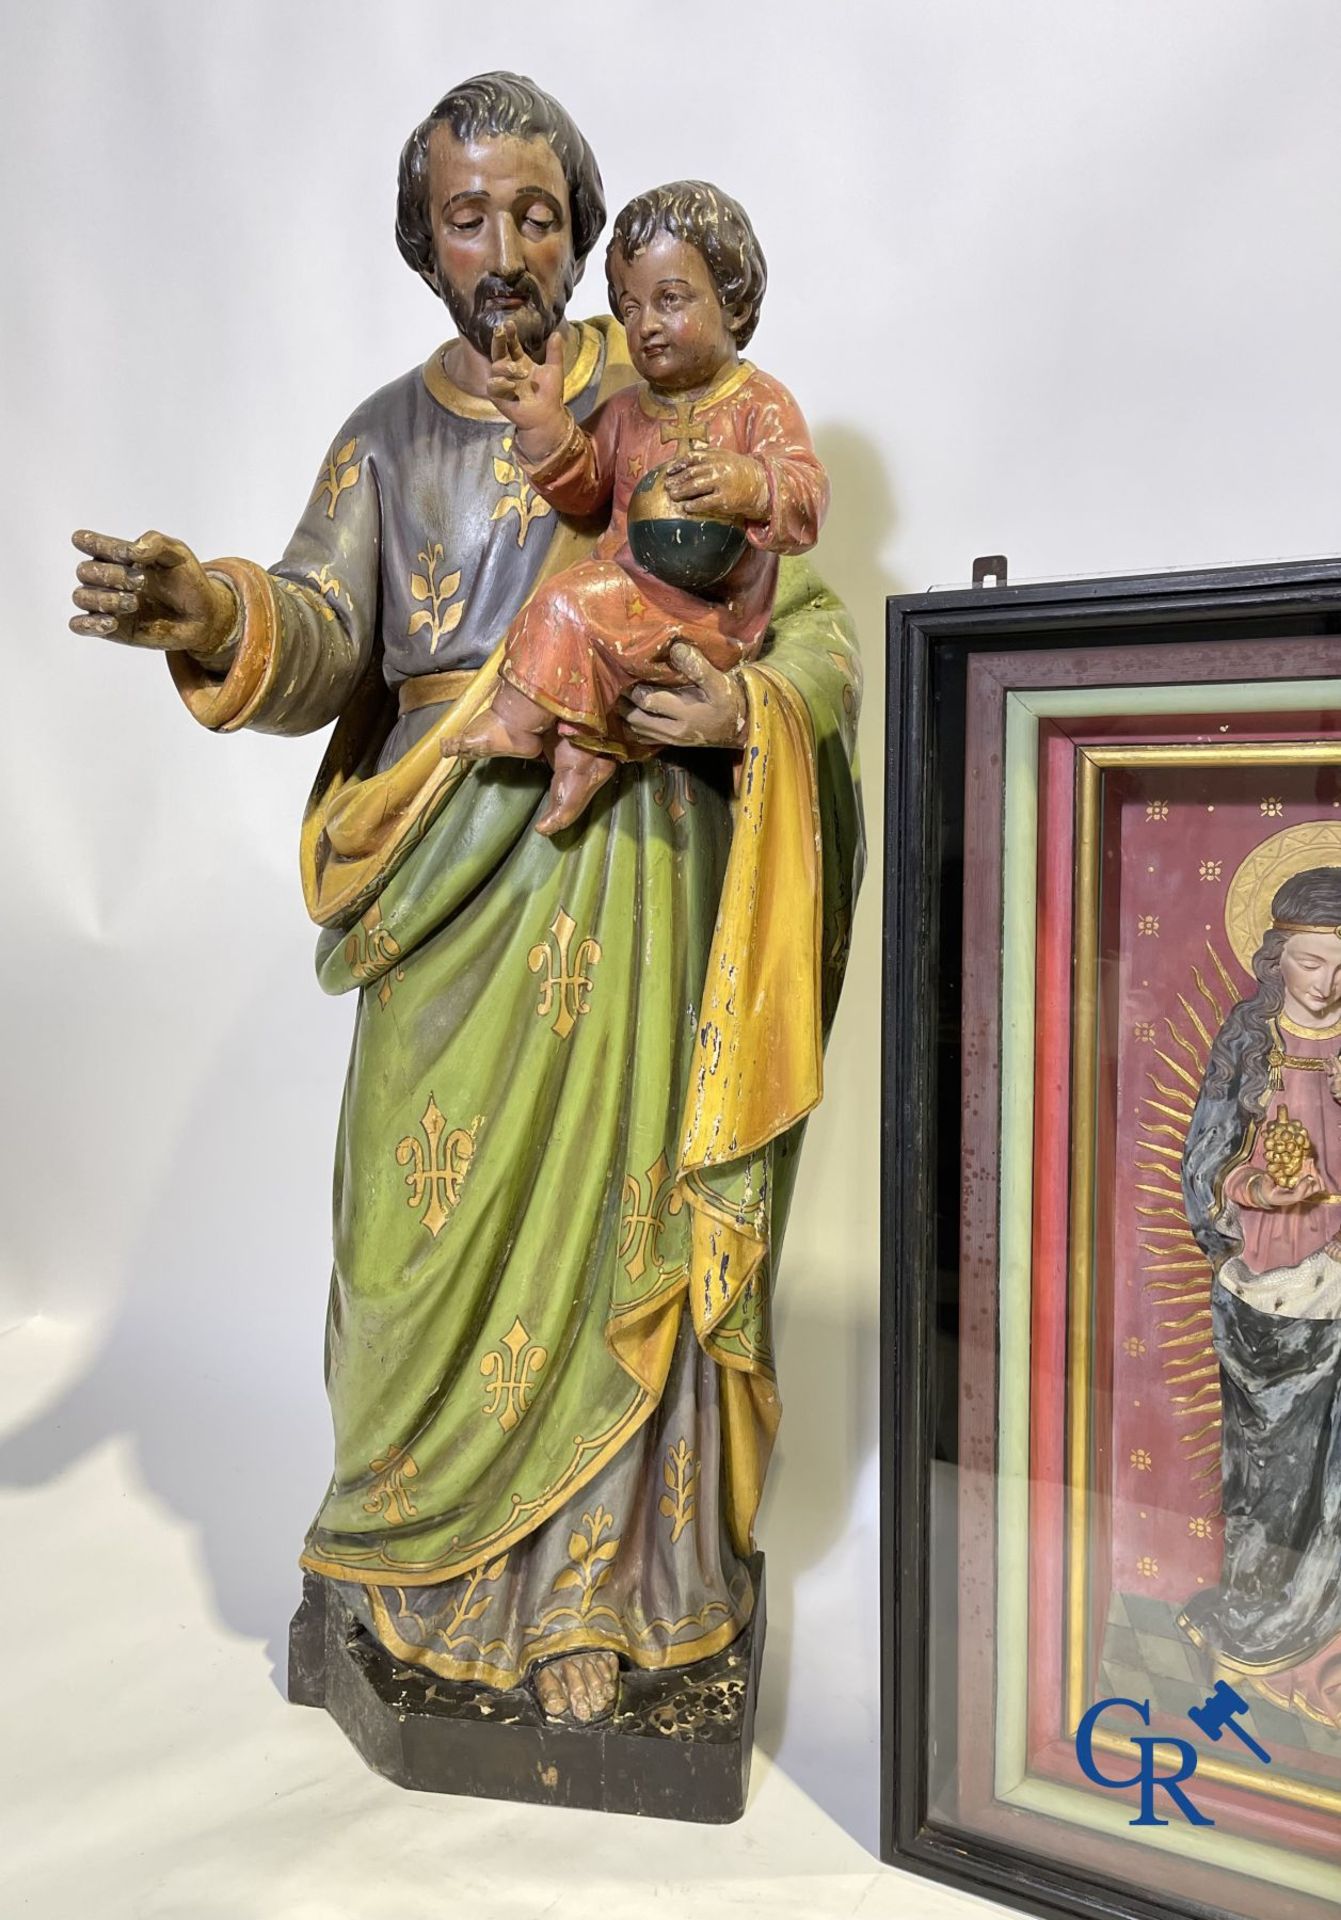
left=1223, top=1022, right=1341, bottom=1273
left=501, top=364, right=828, bottom=737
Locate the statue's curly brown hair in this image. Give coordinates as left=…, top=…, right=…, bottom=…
left=607, top=181, right=768, bottom=346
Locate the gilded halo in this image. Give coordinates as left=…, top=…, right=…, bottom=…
left=1224, top=820, right=1341, bottom=974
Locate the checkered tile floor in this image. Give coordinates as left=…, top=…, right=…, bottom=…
left=1099, top=1591, right=1341, bottom=1767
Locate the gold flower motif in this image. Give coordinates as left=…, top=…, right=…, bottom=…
left=313, top=436, right=360, bottom=519
left=1187, top=1516, right=1215, bottom=1539
left=408, top=544, right=465, bottom=654
left=658, top=1438, right=699, bottom=1545
left=550, top=1506, right=619, bottom=1617
left=1199, top=860, right=1222, bottom=882
left=1260, top=798, right=1284, bottom=818
left=1130, top=1447, right=1152, bottom=1471
left=1145, top=800, right=1169, bottom=822
left=1133, top=1022, right=1156, bottom=1043
left=1137, top=915, right=1160, bottom=937
left=1137, top=1555, right=1159, bottom=1578
left=491, top=433, right=553, bottom=546
left=1124, top=1335, right=1147, bottom=1357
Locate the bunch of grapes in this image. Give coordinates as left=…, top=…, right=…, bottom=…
left=1263, top=1105, right=1312, bottom=1189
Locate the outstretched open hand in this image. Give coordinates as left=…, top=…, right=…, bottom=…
left=69, top=528, right=235, bottom=656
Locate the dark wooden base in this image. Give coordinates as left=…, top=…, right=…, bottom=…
left=287, top=1556, right=766, bottom=1821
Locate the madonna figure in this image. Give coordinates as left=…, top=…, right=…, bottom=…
left=1181, top=863, right=1341, bottom=1725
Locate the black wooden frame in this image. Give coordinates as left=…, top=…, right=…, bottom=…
left=880, top=557, right=1341, bottom=1920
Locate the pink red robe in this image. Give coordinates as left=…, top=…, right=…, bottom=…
left=502, top=361, right=828, bottom=741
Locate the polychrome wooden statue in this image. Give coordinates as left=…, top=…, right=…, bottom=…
left=443, top=181, right=829, bottom=834
left=68, top=70, right=863, bottom=1811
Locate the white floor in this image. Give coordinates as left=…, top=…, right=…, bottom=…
left=0, top=1316, right=1015, bottom=1920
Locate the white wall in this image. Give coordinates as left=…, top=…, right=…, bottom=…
left=3, top=0, right=1341, bottom=1857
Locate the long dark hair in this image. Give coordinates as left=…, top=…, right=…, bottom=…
left=396, top=72, right=606, bottom=296
left=1203, top=865, right=1341, bottom=1119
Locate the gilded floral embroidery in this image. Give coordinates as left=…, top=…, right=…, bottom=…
left=651, top=763, right=696, bottom=824
left=549, top=1507, right=620, bottom=1618
left=479, top=1318, right=548, bottom=1432
left=304, top=563, right=346, bottom=621
left=491, top=433, right=553, bottom=546
left=528, top=907, right=601, bottom=1041
left=395, top=1098, right=481, bottom=1238
left=408, top=543, right=465, bottom=653
left=364, top=1447, right=420, bottom=1525
left=313, top=436, right=361, bottom=519
left=618, top=1152, right=686, bottom=1286
left=343, top=902, right=404, bottom=1010
left=658, top=1438, right=699, bottom=1545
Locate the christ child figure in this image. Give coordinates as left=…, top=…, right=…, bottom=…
left=442, top=179, right=829, bottom=833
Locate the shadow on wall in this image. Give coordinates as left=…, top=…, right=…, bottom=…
left=748, top=421, right=903, bottom=1853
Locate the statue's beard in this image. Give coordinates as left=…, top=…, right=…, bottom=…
left=440, top=270, right=568, bottom=359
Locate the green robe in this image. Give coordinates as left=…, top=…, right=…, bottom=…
left=170, top=320, right=864, bottom=1684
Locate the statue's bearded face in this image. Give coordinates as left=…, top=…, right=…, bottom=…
left=1280, top=929, right=1341, bottom=1025
left=426, top=127, right=576, bottom=358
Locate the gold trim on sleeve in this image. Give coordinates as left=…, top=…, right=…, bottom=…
left=167, top=556, right=283, bottom=733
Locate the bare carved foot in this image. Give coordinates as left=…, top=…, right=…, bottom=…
left=442, top=680, right=553, bottom=761
left=532, top=1648, right=620, bottom=1724
left=535, top=741, right=619, bottom=835
left=441, top=707, right=547, bottom=760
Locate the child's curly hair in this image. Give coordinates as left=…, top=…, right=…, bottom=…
left=607, top=181, right=768, bottom=346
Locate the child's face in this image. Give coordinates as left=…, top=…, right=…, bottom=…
left=610, top=231, right=739, bottom=393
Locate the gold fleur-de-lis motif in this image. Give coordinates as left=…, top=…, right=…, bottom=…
left=479, top=1317, right=548, bottom=1432
left=408, top=543, right=465, bottom=654
left=619, top=1151, right=686, bottom=1285
left=652, top=762, right=697, bottom=824
left=364, top=1446, right=419, bottom=1525
left=491, top=432, right=553, bottom=546
left=344, top=902, right=404, bottom=1010
left=528, top=906, right=601, bottom=1041
left=550, top=1506, right=619, bottom=1616
left=314, top=436, right=361, bottom=519
left=658, top=1438, right=699, bottom=1545
left=395, top=1097, right=482, bottom=1238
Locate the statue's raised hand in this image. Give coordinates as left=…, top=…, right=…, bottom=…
left=485, top=319, right=567, bottom=445
left=70, top=529, right=236, bottom=657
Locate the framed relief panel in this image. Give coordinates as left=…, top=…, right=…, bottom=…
left=881, top=560, right=1341, bottom=1920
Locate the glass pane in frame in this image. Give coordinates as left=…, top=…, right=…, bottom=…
left=924, top=659, right=1341, bottom=1917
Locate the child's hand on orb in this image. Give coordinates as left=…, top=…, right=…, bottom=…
left=664, top=451, right=770, bottom=523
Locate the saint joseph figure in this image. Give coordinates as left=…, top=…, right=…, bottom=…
left=69, top=72, right=863, bottom=1728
